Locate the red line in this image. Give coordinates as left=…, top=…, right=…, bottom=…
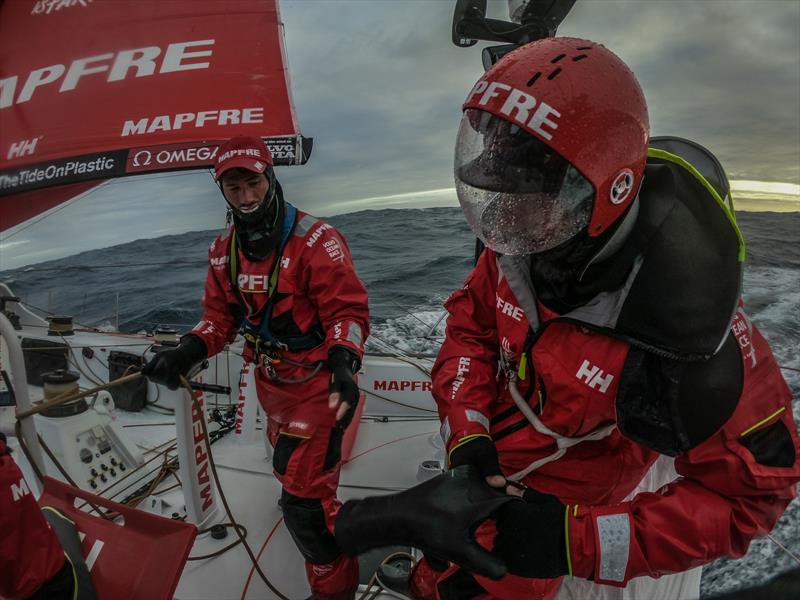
left=239, top=429, right=436, bottom=596
left=240, top=516, right=284, bottom=599
left=347, top=430, right=436, bottom=462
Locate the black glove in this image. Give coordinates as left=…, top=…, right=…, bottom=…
left=0, top=431, right=9, bottom=455
left=335, top=465, right=518, bottom=580
left=449, top=435, right=504, bottom=485
left=327, top=346, right=360, bottom=429
left=492, top=487, right=569, bottom=579
left=142, top=334, right=207, bottom=390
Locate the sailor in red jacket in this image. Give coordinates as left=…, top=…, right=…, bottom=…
left=1, top=432, right=62, bottom=599
left=1, top=432, right=98, bottom=600
left=333, top=38, right=799, bottom=599
left=144, top=136, right=369, bottom=599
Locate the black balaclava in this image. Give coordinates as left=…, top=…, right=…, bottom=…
left=224, top=167, right=286, bottom=261
left=530, top=199, right=640, bottom=314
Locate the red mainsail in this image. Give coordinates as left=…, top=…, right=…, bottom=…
left=0, top=0, right=310, bottom=231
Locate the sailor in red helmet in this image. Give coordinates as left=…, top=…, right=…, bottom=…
left=143, top=136, right=369, bottom=599
left=333, top=38, right=799, bottom=599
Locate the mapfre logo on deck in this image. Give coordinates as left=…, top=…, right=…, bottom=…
left=31, top=0, right=92, bottom=15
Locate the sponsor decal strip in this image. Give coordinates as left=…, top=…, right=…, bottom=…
left=0, top=150, right=126, bottom=196
left=0, top=138, right=300, bottom=195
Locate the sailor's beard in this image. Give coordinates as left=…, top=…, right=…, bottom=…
left=232, top=190, right=284, bottom=261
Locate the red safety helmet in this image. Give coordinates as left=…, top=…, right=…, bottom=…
left=455, top=37, right=649, bottom=255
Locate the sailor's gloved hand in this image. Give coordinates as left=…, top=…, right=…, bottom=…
left=327, top=346, right=361, bottom=428
left=450, top=435, right=506, bottom=489
left=335, top=465, right=518, bottom=580
left=492, top=487, right=569, bottom=579
left=142, top=334, right=207, bottom=390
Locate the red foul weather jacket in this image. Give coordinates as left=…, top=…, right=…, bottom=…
left=0, top=439, right=64, bottom=599
left=191, top=205, right=369, bottom=428
left=433, top=244, right=800, bottom=588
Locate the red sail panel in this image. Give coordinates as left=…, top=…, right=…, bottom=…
left=0, top=0, right=306, bottom=202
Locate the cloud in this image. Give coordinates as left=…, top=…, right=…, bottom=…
left=277, top=0, right=799, bottom=209
left=2, top=0, right=798, bottom=269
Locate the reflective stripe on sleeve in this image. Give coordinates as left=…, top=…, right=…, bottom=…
left=346, top=322, right=363, bottom=348
left=465, top=409, right=490, bottom=431
left=440, top=418, right=452, bottom=446
left=596, top=513, right=630, bottom=583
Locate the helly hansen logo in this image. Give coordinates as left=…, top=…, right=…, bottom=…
left=576, top=360, right=614, bottom=393
left=6, top=137, right=40, bottom=160
left=496, top=295, right=524, bottom=322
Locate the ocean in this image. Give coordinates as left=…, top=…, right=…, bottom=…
left=2, top=207, right=799, bottom=595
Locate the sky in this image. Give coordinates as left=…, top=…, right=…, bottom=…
left=1, top=0, right=799, bottom=270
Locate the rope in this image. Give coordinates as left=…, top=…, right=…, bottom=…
left=268, top=359, right=325, bottom=384
left=178, top=375, right=290, bottom=600
left=767, top=533, right=800, bottom=567
left=187, top=523, right=248, bottom=561
left=356, top=550, right=416, bottom=600
left=16, top=373, right=141, bottom=419
left=12, top=367, right=289, bottom=596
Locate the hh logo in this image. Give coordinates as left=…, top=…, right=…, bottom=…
left=576, top=360, right=614, bottom=393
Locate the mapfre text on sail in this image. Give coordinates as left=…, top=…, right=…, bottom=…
left=121, top=108, right=264, bottom=137
left=0, top=39, right=215, bottom=108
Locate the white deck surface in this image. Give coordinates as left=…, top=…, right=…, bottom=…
left=175, top=419, right=440, bottom=599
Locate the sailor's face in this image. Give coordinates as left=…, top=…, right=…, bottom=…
left=221, top=169, right=269, bottom=214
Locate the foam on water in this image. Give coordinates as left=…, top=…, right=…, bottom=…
left=368, top=306, right=447, bottom=356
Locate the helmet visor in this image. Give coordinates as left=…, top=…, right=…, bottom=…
left=454, top=109, right=594, bottom=255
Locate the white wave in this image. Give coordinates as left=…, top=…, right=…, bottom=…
left=369, top=307, right=447, bottom=356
